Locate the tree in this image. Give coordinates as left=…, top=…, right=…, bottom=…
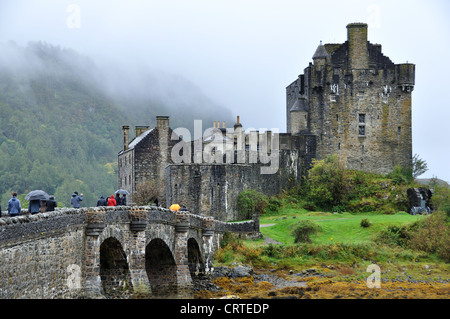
left=306, top=154, right=349, bottom=209
left=412, top=154, right=428, bottom=179
left=134, top=180, right=160, bottom=206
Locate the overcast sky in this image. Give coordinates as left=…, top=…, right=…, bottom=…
left=0, top=0, right=449, bottom=182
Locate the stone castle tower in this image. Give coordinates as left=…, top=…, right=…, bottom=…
left=286, top=23, right=415, bottom=174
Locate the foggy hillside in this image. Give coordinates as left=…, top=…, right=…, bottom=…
left=0, top=41, right=234, bottom=207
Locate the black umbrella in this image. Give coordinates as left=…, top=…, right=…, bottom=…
left=115, top=189, right=130, bottom=195
left=25, top=190, right=50, bottom=201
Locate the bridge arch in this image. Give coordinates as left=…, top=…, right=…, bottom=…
left=99, top=237, right=132, bottom=295
left=187, top=237, right=205, bottom=277
left=145, top=238, right=177, bottom=297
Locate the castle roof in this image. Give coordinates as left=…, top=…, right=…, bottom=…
left=312, top=41, right=330, bottom=59
left=290, top=98, right=308, bottom=112
left=127, top=128, right=154, bottom=150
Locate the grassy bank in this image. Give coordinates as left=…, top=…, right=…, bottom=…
left=259, top=209, right=425, bottom=245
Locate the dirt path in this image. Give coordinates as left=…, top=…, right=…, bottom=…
left=260, top=224, right=283, bottom=245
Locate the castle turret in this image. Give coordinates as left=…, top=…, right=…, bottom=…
left=312, top=41, right=330, bottom=67
left=290, top=97, right=309, bottom=135
left=396, top=63, right=415, bottom=92
left=347, top=23, right=369, bottom=70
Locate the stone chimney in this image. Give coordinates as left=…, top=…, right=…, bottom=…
left=135, top=125, right=150, bottom=137
left=347, top=23, right=369, bottom=70
left=122, top=125, right=130, bottom=151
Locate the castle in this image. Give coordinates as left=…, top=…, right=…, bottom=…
left=118, top=23, right=415, bottom=221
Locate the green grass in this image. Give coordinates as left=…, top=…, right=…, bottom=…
left=260, top=209, right=426, bottom=245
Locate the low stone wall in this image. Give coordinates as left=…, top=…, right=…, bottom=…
left=0, top=205, right=259, bottom=299
left=0, top=208, right=86, bottom=298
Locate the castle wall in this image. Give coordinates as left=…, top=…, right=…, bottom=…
left=289, top=23, right=414, bottom=175
left=165, top=150, right=307, bottom=221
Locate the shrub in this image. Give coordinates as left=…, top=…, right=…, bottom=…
left=332, top=205, right=346, bottom=214
left=376, top=225, right=410, bottom=247
left=267, top=197, right=282, bottom=213
left=237, top=189, right=268, bottom=220
left=291, top=220, right=321, bottom=243
left=305, top=155, right=349, bottom=209
left=360, top=218, right=371, bottom=228
left=386, top=165, right=413, bottom=185
left=407, top=212, right=450, bottom=262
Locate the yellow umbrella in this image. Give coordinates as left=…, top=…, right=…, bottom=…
left=170, top=204, right=181, bottom=211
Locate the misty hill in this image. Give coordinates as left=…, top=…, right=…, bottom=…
left=0, top=41, right=233, bottom=207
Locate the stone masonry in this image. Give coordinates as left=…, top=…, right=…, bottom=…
left=0, top=206, right=258, bottom=298
left=286, top=23, right=414, bottom=174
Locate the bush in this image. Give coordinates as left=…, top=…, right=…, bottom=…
left=332, top=205, right=346, bottom=214
left=360, top=218, right=371, bottom=228
left=305, top=155, right=349, bottom=209
left=237, top=189, right=269, bottom=220
left=386, top=165, right=413, bottom=185
left=267, top=197, right=282, bottom=213
left=408, top=212, right=450, bottom=262
left=376, top=225, right=411, bottom=247
left=291, top=220, right=321, bottom=243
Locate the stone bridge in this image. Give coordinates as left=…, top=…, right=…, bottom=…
left=0, top=206, right=259, bottom=299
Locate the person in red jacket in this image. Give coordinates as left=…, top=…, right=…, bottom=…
left=107, top=195, right=117, bottom=206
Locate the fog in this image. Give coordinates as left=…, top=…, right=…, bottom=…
left=0, top=0, right=449, bottom=182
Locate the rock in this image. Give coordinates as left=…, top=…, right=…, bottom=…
left=211, top=266, right=231, bottom=279
left=231, top=265, right=253, bottom=278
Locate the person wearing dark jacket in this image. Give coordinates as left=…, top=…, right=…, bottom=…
left=28, top=199, right=41, bottom=215
left=46, top=196, right=57, bottom=212
left=121, top=194, right=127, bottom=206
left=115, top=193, right=121, bottom=206
left=71, top=192, right=83, bottom=208
left=7, top=192, right=21, bottom=216
left=97, top=195, right=107, bottom=206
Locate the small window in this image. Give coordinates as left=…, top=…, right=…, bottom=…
left=358, top=92, right=364, bottom=100
left=330, top=94, right=336, bottom=102
left=359, top=114, right=366, bottom=123
left=129, top=175, right=131, bottom=185
left=398, top=126, right=401, bottom=138
left=359, top=125, right=366, bottom=136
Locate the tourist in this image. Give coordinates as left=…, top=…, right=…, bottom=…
left=97, top=195, right=107, bottom=206
left=108, top=195, right=116, bottom=206
left=7, top=192, right=21, bottom=217
left=39, top=200, right=47, bottom=213
left=71, top=192, right=83, bottom=208
left=46, top=196, right=57, bottom=212
left=115, top=193, right=121, bottom=205
left=121, top=194, right=127, bottom=206
left=28, top=199, right=41, bottom=215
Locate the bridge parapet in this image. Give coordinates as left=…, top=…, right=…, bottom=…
left=0, top=205, right=260, bottom=299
